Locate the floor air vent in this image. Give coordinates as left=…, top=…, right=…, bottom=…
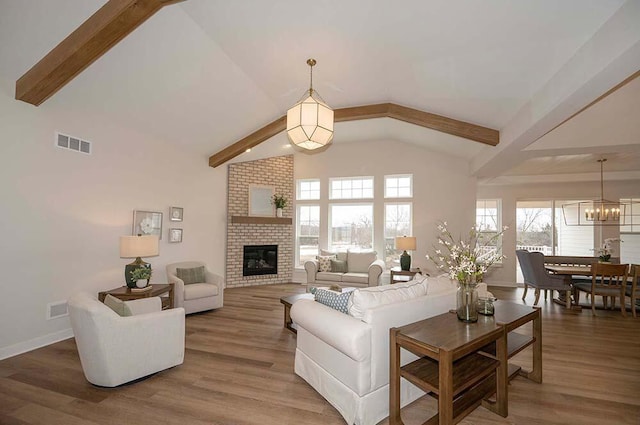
left=56, top=132, right=91, bottom=154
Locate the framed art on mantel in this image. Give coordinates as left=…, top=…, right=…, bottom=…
left=248, top=184, right=275, bottom=217
left=133, top=210, right=163, bottom=239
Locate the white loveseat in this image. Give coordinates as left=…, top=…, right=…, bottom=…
left=290, top=277, right=491, bottom=425
left=305, top=250, right=385, bottom=287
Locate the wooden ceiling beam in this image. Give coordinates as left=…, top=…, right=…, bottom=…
left=209, top=103, right=499, bottom=167
left=15, top=0, right=184, bottom=106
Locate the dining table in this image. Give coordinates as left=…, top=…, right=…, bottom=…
left=544, top=264, right=593, bottom=309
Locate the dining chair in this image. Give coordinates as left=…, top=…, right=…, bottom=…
left=573, top=262, right=629, bottom=316
left=624, top=264, right=640, bottom=318
left=516, top=250, right=571, bottom=306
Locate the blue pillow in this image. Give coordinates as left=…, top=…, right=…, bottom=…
left=313, top=288, right=352, bottom=314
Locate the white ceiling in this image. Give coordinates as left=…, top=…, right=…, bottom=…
left=0, top=0, right=639, bottom=182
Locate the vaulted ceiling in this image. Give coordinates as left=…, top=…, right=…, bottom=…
left=1, top=0, right=639, bottom=183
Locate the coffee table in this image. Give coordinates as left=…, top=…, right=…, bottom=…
left=280, top=293, right=313, bottom=333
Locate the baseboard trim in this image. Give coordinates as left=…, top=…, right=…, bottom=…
left=0, top=328, right=74, bottom=361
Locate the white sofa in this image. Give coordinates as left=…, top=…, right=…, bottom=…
left=68, top=293, right=185, bottom=387
left=305, top=250, right=385, bottom=287
left=290, top=277, right=490, bottom=425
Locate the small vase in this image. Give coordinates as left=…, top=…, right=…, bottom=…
left=276, top=208, right=283, bottom=218
left=136, top=279, right=148, bottom=288
left=456, top=278, right=479, bottom=323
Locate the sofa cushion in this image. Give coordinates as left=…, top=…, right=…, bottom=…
left=316, top=272, right=344, bottom=282
left=342, top=272, right=369, bottom=285
left=317, top=255, right=335, bottom=272
left=176, top=266, right=205, bottom=285
left=347, top=278, right=428, bottom=319
left=321, top=249, right=348, bottom=262
left=347, top=251, right=377, bottom=273
left=184, top=282, right=219, bottom=300
left=314, top=288, right=353, bottom=314
left=103, top=294, right=132, bottom=317
left=426, top=274, right=457, bottom=295
left=331, top=259, right=348, bottom=273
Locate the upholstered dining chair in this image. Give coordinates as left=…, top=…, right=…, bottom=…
left=624, top=264, right=640, bottom=318
left=166, top=261, right=224, bottom=314
left=516, top=250, right=572, bottom=306
left=573, top=262, right=629, bottom=316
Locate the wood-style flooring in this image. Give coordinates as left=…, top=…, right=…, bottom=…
left=0, top=284, right=639, bottom=425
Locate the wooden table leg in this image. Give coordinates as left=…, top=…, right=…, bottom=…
left=389, top=329, right=404, bottom=425
left=438, top=350, right=454, bottom=425
left=529, top=310, right=543, bottom=383
left=482, top=331, right=508, bottom=417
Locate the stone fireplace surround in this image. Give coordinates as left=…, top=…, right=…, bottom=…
left=226, top=155, right=293, bottom=287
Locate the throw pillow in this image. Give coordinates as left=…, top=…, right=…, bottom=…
left=347, top=278, right=428, bottom=319
left=330, top=259, right=348, bottom=273
left=314, top=288, right=352, bottom=314
left=317, top=255, right=335, bottom=272
left=320, top=249, right=348, bottom=262
left=103, top=294, right=132, bottom=317
left=346, top=251, right=377, bottom=273
left=176, top=266, right=205, bottom=284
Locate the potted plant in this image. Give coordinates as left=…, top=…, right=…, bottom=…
left=272, top=194, right=288, bottom=217
left=130, top=266, right=152, bottom=288
left=595, top=238, right=622, bottom=263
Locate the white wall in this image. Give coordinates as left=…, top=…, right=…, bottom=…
left=478, top=179, right=640, bottom=286
left=293, top=139, right=477, bottom=279
left=0, top=77, right=228, bottom=358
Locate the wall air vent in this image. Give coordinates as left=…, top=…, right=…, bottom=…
left=55, top=132, right=91, bottom=155
left=46, top=301, right=69, bottom=320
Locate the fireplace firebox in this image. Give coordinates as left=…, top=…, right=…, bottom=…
left=243, top=245, right=278, bottom=276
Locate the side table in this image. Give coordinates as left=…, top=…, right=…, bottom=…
left=389, top=312, right=508, bottom=425
left=98, top=283, right=174, bottom=310
left=280, top=293, right=313, bottom=333
left=390, top=267, right=421, bottom=284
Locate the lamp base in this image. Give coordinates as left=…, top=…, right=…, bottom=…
left=125, top=258, right=149, bottom=288
left=400, top=251, right=411, bottom=271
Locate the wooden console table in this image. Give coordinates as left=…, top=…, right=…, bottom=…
left=98, top=283, right=174, bottom=310
left=390, top=267, right=421, bottom=284
left=390, top=312, right=507, bottom=424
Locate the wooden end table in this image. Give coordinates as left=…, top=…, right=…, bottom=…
left=390, top=312, right=507, bottom=425
left=98, top=283, right=175, bottom=310
left=390, top=267, right=422, bottom=284
left=280, top=293, right=313, bottom=333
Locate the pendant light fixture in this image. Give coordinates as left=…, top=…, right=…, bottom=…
left=286, top=58, right=334, bottom=150
left=562, top=158, right=627, bottom=226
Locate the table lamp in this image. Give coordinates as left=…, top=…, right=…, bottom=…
left=395, top=236, right=416, bottom=271
left=120, top=235, right=159, bottom=287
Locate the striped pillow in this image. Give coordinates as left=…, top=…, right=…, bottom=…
left=176, top=266, right=205, bottom=285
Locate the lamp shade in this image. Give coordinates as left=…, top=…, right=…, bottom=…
left=119, top=235, right=159, bottom=258
left=286, top=92, right=334, bottom=150
left=395, top=236, right=416, bottom=251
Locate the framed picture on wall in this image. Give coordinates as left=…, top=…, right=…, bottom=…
left=133, top=210, right=163, bottom=239
left=170, top=206, right=183, bottom=222
left=248, top=184, right=275, bottom=217
left=169, top=228, right=183, bottom=243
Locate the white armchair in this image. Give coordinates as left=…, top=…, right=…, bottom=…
left=166, top=261, right=224, bottom=314
left=68, top=293, right=185, bottom=387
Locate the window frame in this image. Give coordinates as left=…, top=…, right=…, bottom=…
left=328, top=202, right=375, bottom=252
left=329, top=176, right=374, bottom=200
left=384, top=174, right=413, bottom=199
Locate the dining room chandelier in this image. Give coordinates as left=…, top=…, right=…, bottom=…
left=286, top=58, right=334, bottom=150
left=562, top=158, right=628, bottom=226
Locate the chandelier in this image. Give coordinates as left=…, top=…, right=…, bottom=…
left=286, top=59, right=334, bottom=150
left=562, top=158, right=626, bottom=226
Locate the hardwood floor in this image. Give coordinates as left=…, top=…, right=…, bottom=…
left=0, top=284, right=638, bottom=425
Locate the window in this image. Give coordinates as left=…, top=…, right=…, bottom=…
left=297, top=179, right=320, bottom=200
left=384, top=203, right=412, bottom=268
left=296, top=205, right=320, bottom=266
left=620, top=199, right=640, bottom=264
left=329, top=204, right=373, bottom=251
left=620, top=198, right=640, bottom=233
left=329, top=177, right=373, bottom=199
left=476, top=199, right=502, bottom=263
left=385, top=175, right=412, bottom=198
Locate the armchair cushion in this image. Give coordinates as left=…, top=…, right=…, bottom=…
left=103, top=294, right=132, bottom=317
left=347, top=251, right=377, bottom=273
left=176, top=266, right=205, bottom=284
left=184, top=282, right=219, bottom=300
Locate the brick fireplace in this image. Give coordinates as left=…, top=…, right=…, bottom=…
left=226, top=155, right=293, bottom=287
